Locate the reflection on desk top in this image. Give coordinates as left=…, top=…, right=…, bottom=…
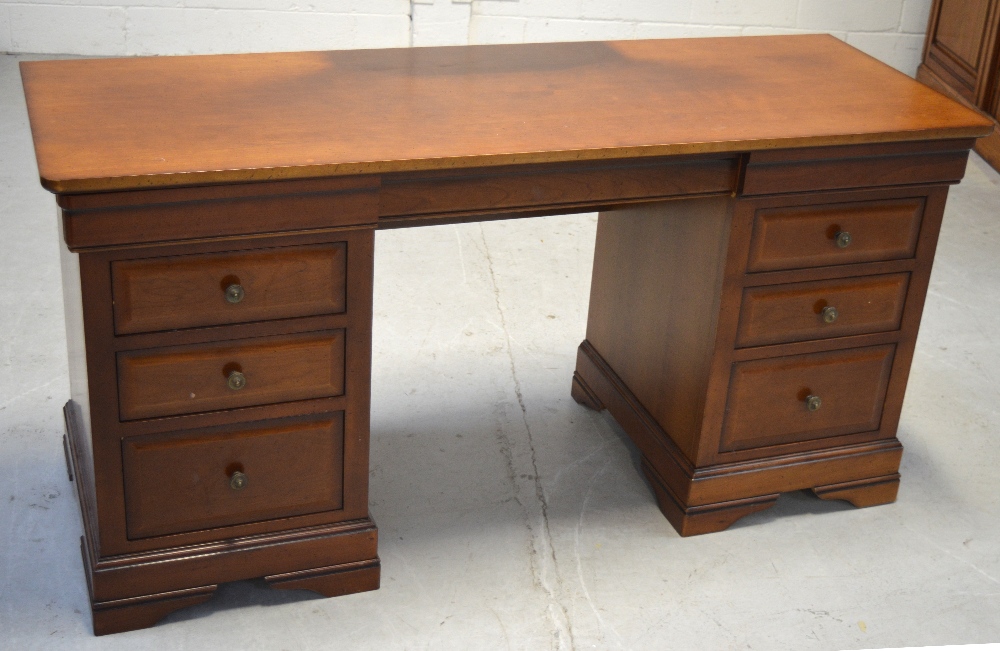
left=20, top=34, right=994, bottom=194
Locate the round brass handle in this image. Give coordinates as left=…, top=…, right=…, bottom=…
left=225, top=283, right=245, bottom=304
left=821, top=306, right=839, bottom=324
left=835, top=231, right=852, bottom=248
left=227, top=370, right=247, bottom=391
left=229, top=470, right=248, bottom=491
left=806, top=395, right=822, bottom=412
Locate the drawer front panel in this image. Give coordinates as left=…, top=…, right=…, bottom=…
left=741, top=149, right=969, bottom=195
left=721, top=345, right=894, bottom=452
left=123, top=415, right=344, bottom=539
left=746, top=198, right=924, bottom=272
left=736, top=273, right=909, bottom=347
left=118, top=330, right=345, bottom=420
left=112, top=243, right=347, bottom=335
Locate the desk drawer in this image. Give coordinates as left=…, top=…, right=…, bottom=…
left=112, top=243, right=347, bottom=335
left=118, top=330, right=345, bottom=420
left=123, top=414, right=344, bottom=539
left=736, top=273, right=909, bottom=347
left=746, top=198, right=924, bottom=272
left=721, top=345, right=894, bottom=452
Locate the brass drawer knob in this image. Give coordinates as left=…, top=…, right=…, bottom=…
left=227, top=370, right=247, bottom=391
left=806, top=394, right=822, bottom=412
left=821, top=306, right=839, bottom=323
left=835, top=231, right=852, bottom=248
left=225, top=283, right=245, bottom=304
left=229, top=470, right=248, bottom=491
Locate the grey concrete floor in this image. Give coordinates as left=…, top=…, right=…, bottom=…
left=1, top=52, right=999, bottom=650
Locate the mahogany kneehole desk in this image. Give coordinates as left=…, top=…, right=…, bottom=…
left=20, top=35, right=993, bottom=635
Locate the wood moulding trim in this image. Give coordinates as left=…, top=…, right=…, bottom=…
left=61, top=184, right=380, bottom=251
left=742, top=139, right=976, bottom=196
left=109, top=312, right=351, bottom=353
left=40, top=130, right=994, bottom=195
left=91, top=584, right=217, bottom=636
left=378, top=154, right=739, bottom=220
left=266, top=558, right=381, bottom=597
left=742, top=259, right=916, bottom=287
left=64, top=401, right=101, bottom=559
left=377, top=193, right=731, bottom=230
left=57, top=175, right=379, bottom=211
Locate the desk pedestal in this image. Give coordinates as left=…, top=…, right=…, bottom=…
left=573, top=144, right=960, bottom=535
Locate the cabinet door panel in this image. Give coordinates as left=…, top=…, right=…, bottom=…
left=925, top=0, right=996, bottom=100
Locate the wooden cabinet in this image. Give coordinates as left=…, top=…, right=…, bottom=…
left=919, top=0, right=1000, bottom=170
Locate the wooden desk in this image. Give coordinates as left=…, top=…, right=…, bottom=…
left=20, top=35, right=993, bottom=635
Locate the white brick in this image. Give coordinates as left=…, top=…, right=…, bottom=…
left=0, top=5, right=10, bottom=54
left=524, top=18, right=635, bottom=43
left=900, top=0, right=932, bottom=33
left=522, top=17, right=634, bottom=43
left=126, top=7, right=244, bottom=55
left=125, top=7, right=410, bottom=55
left=579, top=0, right=692, bottom=23
left=413, top=1, right=472, bottom=46
left=9, top=4, right=126, bottom=55
left=473, top=0, right=584, bottom=19
left=741, top=26, right=847, bottom=41
left=797, top=0, right=903, bottom=32
left=635, top=23, right=741, bottom=39
left=468, top=15, right=527, bottom=44
left=846, top=31, right=925, bottom=76
left=353, top=13, right=412, bottom=48
left=15, top=0, right=407, bottom=9
left=178, top=0, right=410, bottom=13
left=690, top=0, right=797, bottom=28
left=4, top=0, right=180, bottom=6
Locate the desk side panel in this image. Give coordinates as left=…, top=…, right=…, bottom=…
left=583, top=197, right=734, bottom=463
left=60, top=224, right=100, bottom=552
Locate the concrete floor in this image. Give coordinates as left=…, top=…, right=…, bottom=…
left=1, top=52, right=999, bottom=650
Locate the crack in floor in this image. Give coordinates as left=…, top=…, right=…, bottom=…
left=479, top=223, right=576, bottom=651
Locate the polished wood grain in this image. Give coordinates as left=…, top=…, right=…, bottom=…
left=65, top=402, right=380, bottom=635
left=70, top=228, right=374, bottom=559
left=122, top=414, right=345, bottom=538
left=922, top=0, right=997, bottom=100
left=379, top=155, right=737, bottom=221
left=266, top=559, right=381, bottom=598
left=745, top=197, right=925, bottom=273
left=30, top=35, right=991, bottom=632
left=735, top=273, right=909, bottom=348
left=720, top=345, right=895, bottom=452
left=741, top=139, right=973, bottom=195
left=92, top=587, right=216, bottom=637
left=61, top=179, right=378, bottom=250
left=112, top=243, right=347, bottom=334
left=118, top=330, right=346, bottom=420
left=20, top=35, right=991, bottom=193
left=576, top=148, right=958, bottom=535
left=936, top=0, right=993, bottom=70
left=585, top=197, right=733, bottom=464
left=813, top=473, right=901, bottom=508
left=573, top=340, right=904, bottom=533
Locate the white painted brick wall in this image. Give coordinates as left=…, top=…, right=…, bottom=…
left=0, top=0, right=934, bottom=77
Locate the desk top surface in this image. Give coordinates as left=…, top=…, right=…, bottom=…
left=21, top=34, right=993, bottom=194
